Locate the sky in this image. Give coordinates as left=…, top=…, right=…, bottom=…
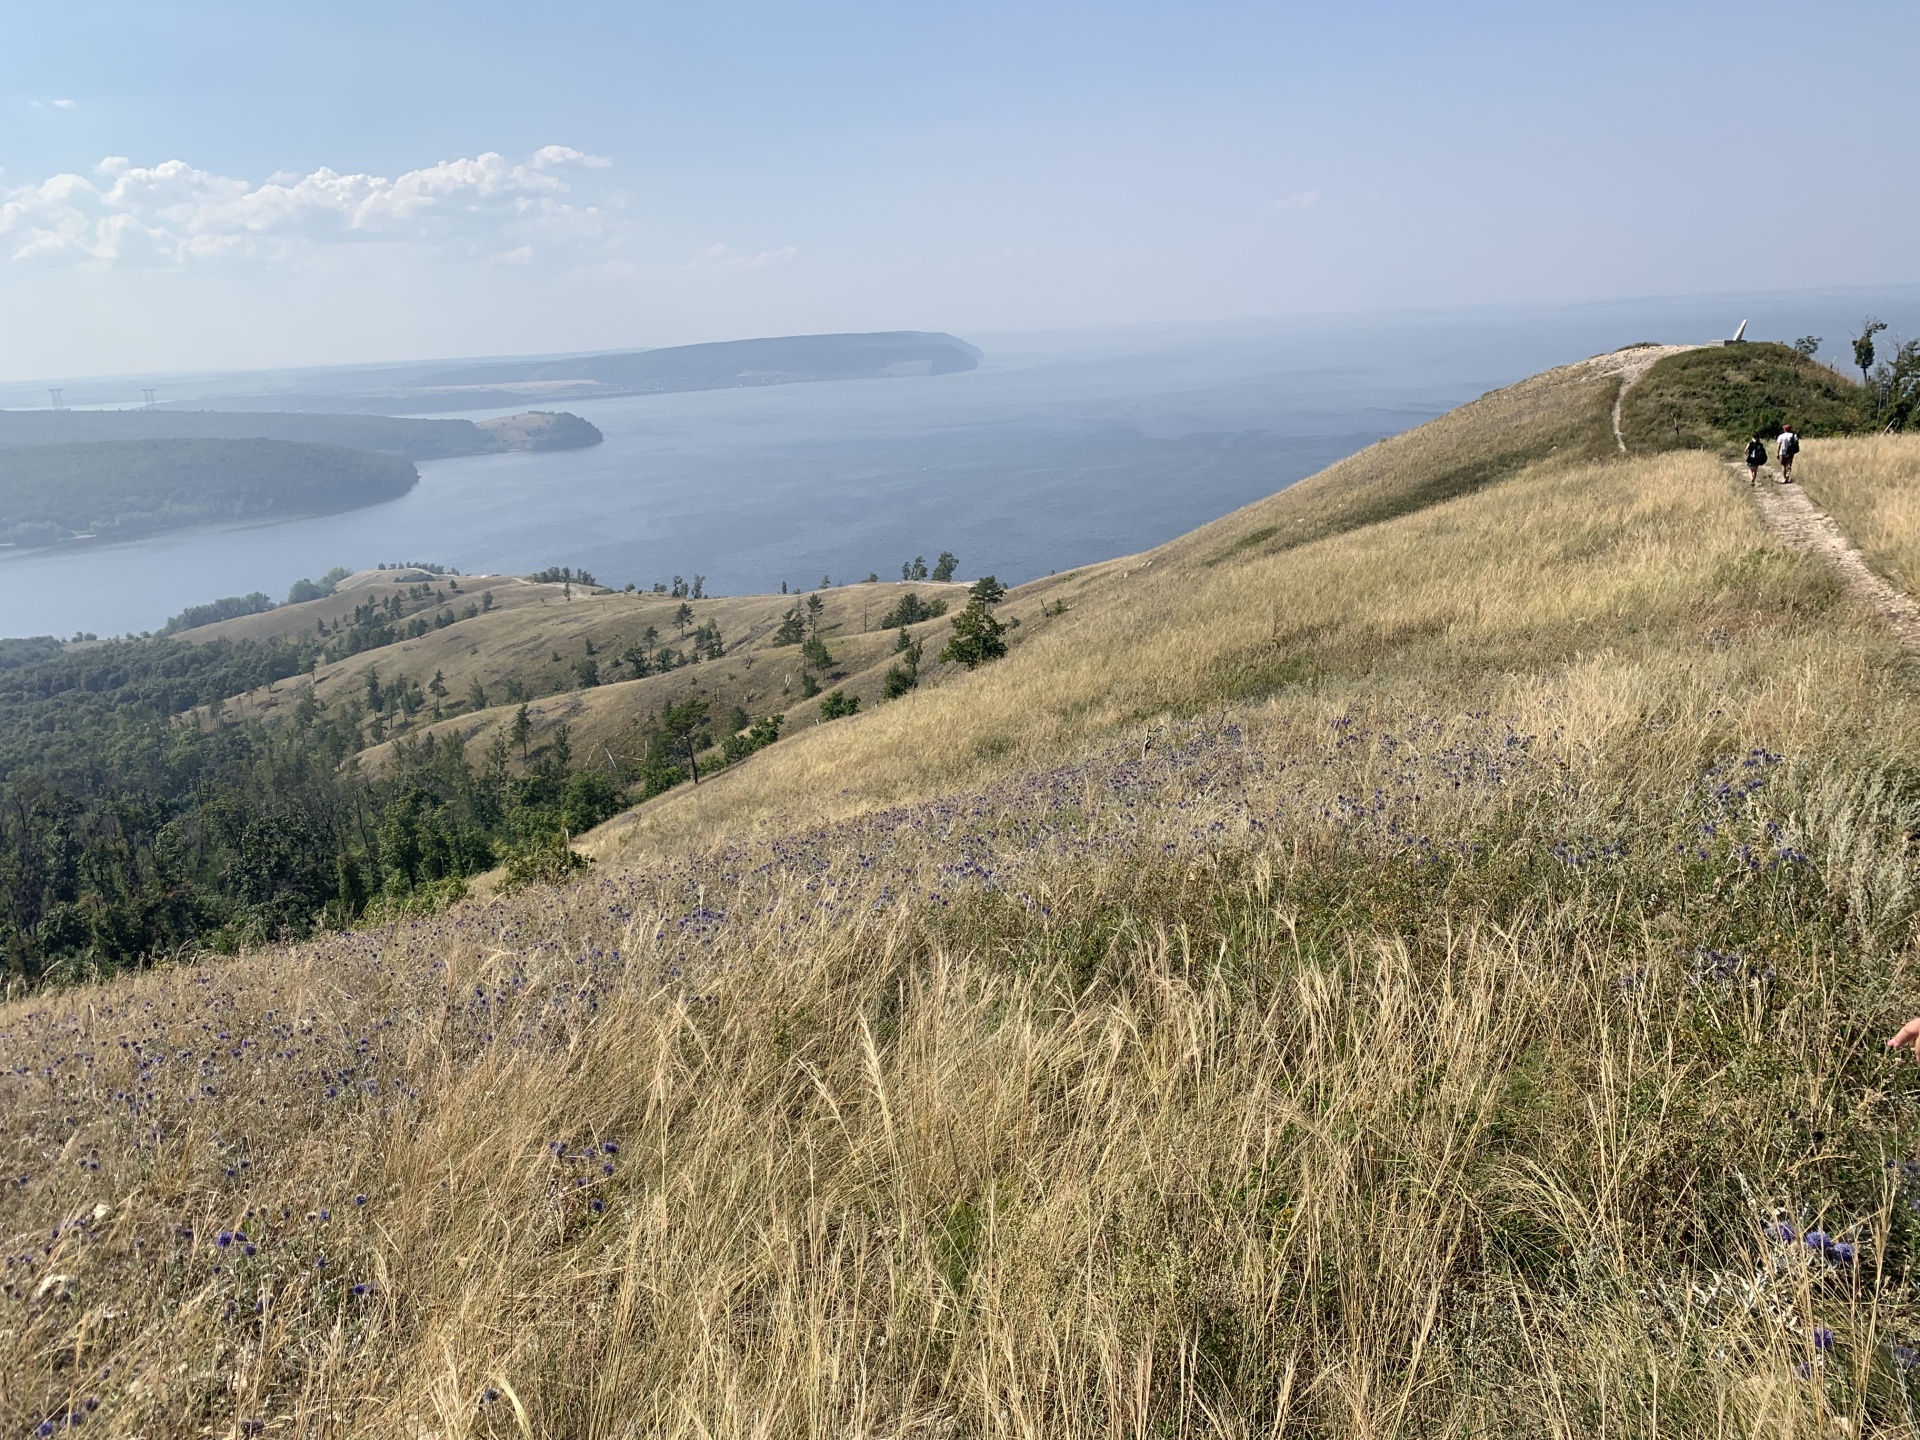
left=2, top=0, right=1917, bottom=381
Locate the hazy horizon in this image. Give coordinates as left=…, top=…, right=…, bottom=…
left=5, top=285, right=1913, bottom=641
left=4, top=1, right=1917, bottom=381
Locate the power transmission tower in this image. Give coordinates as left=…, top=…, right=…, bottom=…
left=46, top=388, right=64, bottom=409
left=141, top=388, right=157, bottom=408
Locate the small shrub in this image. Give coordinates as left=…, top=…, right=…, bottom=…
left=497, top=835, right=592, bottom=895
left=356, top=874, right=467, bottom=926
left=819, top=690, right=860, bottom=720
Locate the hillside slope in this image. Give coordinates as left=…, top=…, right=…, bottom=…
left=585, top=348, right=1684, bottom=859
left=11, top=348, right=1920, bottom=1436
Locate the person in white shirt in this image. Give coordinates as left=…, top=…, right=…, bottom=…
left=1776, top=425, right=1800, bottom=483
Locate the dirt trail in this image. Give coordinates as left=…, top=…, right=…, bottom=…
left=1578, top=343, right=1697, bottom=453
left=1741, top=468, right=1920, bottom=656
left=1594, top=340, right=1920, bottom=657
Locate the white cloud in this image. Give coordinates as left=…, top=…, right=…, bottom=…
left=689, top=242, right=799, bottom=271
left=53, top=99, right=77, bottom=110
left=0, top=146, right=615, bottom=267
left=1265, top=190, right=1322, bottom=212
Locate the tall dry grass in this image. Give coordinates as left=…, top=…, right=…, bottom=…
left=594, top=442, right=1899, bottom=865
left=9, top=700, right=1920, bottom=1436
left=1792, top=434, right=1920, bottom=594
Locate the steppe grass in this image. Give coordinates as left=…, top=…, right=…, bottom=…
left=10, top=698, right=1920, bottom=1436
left=1194, top=358, right=1620, bottom=564
left=13, top=359, right=1920, bottom=1436
left=1793, top=434, right=1920, bottom=594
left=597, top=445, right=1882, bottom=861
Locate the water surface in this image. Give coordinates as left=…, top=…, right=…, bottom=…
left=5, top=288, right=1911, bottom=639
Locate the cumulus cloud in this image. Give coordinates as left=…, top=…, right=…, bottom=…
left=0, top=146, right=614, bottom=267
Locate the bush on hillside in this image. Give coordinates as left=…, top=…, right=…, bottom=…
left=819, top=690, right=860, bottom=720
left=940, top=599, right=1007, bottom=669
left=878, top=592, right=948, bottom=628
left=1619, top=342, right=1865, bottom=452
left=496, top=834, right=592, bottom=895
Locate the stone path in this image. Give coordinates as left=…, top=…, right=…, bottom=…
left=1742, top=469, right=1920, bottom=656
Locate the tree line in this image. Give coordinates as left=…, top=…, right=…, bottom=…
left=0, top=630, right=627, bottom=986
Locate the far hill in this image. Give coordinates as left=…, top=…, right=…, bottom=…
left=0, top=407, right=601, bottom=460
left=174, top=331, right=984, bottom=414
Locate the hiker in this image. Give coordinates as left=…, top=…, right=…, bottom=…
left=1777, top=424, right=1800, bottom=483
left=1745, top=434, right=1767, bottom=485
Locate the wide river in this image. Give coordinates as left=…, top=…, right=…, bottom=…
left=3, top=289, right=1906, bottom=639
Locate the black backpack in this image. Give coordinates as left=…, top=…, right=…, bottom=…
left=1779, top=432, right=1800, bottom=458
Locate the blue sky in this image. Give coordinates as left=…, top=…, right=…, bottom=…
left=2, top=0, right=1915, bottom=380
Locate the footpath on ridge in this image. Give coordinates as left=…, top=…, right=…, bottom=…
left=1742, top=468, right=1920, bottom=656
left=1604, top=344, right=1920, bottom=659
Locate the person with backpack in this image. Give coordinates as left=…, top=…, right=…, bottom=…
left=1776, top=424, right=1800, bottom=482
left=1745, top=434, right=1767, bottom=485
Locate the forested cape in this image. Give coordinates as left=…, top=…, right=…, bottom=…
left=0, top=626, right=627, bottom=984
left=0, top=439, right=417, bottom=548
left=0, top=407, right=602, bottom=459
left=0, top=409, right=600, bottom=548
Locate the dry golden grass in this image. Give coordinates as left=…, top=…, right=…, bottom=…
left=213, top=579, right=973, bottom=766
left=1791, top=434, right=1920, bottom=594
left=11, top=351, right=1920, bottom=1436
left=182, top=572, right=560, bottom=645
left=593, top=440, right=1894, bottom=866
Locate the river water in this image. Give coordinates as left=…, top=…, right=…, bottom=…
left=4, top=288, right=1910, bottom=639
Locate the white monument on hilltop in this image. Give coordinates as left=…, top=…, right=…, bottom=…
left=1721, top=319, right=1749, bottom=346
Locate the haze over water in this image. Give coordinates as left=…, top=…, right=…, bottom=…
left=3, top=288, right=1911, bottom=641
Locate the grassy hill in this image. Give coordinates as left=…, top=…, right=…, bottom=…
left=1618, top=341, right=1865, bottom=452
left=11, top=350, right=1920, bottom=1435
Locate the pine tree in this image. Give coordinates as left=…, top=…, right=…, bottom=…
left=968, top=575, right=1007, bottom=607
left=512, top=704, right=532, bottom=760
left=931, top=551, right=958, bottom=583
left=660, top=697, right=711, bottom=784
left=940, top=601, right=1007, bottom=669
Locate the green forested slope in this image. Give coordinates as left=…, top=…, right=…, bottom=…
left=0, top=438, right=417, bottom=547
